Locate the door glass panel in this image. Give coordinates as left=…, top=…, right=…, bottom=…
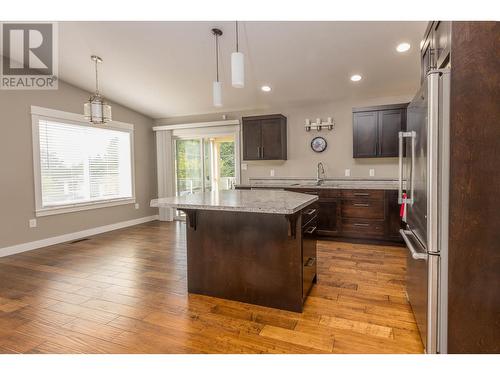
left=216, top=137, right=236, bottom=190
left=175, top=139, right=202, bottom=196
left=204, top=139, right=212, bottom=192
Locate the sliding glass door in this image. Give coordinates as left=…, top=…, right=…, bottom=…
left=174, top=134, right=237, bottom=218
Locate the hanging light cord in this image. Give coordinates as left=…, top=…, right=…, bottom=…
left=215, top=33, right=219, bottom=82
left=94, top=58, right=100, bottom=95
left=235, top=21, right=239, bottom=52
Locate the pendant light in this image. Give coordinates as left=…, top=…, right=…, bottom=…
left=212, top=28, right=223, bottom=107
left=84, top=55, right=112, bottom=124
left=231, top=21, right=244, bottom=88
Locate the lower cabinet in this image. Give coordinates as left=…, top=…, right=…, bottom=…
left=288, top=188, right=402, bottom=243
left=317, top=198, right=340, bottom=236
left=235, top=186, right=402, bottom=243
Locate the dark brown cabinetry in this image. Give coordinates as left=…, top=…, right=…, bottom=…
left=352, top=111, right=378, bottom=157
left=235, top=186, right=402, bottom=243
left=242, top=114, right=287, bottom=160
left=288, top=188, right=341, bottom=237
left=282, top=187, right=402, bottom=243
left=420, top=21, right=451, bottom=82
left=353, top=104, right=407, bottom=158
left=338, top=189, right=401, bottom=241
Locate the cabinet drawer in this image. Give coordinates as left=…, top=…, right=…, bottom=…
left=341, top=218, right=384, bottom=237
left=341, top=189, right=384, bottom=200
left=302, top=207, right=318, bottom=228
left=341, top=199, right=384, bottom=219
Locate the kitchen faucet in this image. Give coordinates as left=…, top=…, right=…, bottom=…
left=316, top=162, right=325, bottom=185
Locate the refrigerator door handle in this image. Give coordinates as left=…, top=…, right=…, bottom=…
left=400, top=229, right=428, bottom=260
left=398, top=131, right=416, bottom=205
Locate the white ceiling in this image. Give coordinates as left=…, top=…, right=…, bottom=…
left=58, top=21, right=427, bottom=119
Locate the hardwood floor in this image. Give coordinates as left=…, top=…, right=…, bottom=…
left=0, top=221, right=424, bottom=354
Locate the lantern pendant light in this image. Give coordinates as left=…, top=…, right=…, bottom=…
left=84, top=55, right=112, bottom=124
left=231, top=21, right=244, bottom=88
left=212, top=28, right=223, bottom=107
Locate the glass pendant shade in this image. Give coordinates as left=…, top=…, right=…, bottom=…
left=231, top=51, right=244, bottom=88
left=84, top=94, right=112, bottom=124
left=213, top=81, right=222, bottom=107
left=84, top=55, right=111, bottom=124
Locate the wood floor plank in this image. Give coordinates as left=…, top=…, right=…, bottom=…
left=259, top=325, right=335, bottom=352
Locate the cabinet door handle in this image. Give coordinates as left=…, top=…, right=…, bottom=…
left=353, top=223, right=370, bottom=227
left=353, top=192, right=369, bottom=196
left=305, top=257, right=316, bottom=267
left=261, top=146, right=264, bottom=158
left=304, top=191, right=319, bottom=195
left=257, top=146, right=261, bottom=158
left=304, top=208, right=316, bottom=215
left=353, top=203, right=370, bottom=207
left=304, top=226, right=317, bottom=234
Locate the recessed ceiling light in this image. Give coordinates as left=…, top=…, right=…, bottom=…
left=350, top=74, right=362, bottom=82
left=396, top=42, right=411, bottom=53
left=261, top=85, right=272, bottom=92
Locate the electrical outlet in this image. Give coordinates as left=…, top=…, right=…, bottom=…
left=369, top=169, right=375, bottom=177
left=345, top=169, right=351, bottom=177
left=29, top=219, right=37, bottom=228
left=241, top=163, right=247, bottom=171
left=270, top=169, right=275, bottom=177
left=135, top=203, right=140, bottom=209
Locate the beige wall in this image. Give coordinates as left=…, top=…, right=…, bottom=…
left=0, top=81, right=157, bottom=248
left=157, top=93, right=414, bottom=183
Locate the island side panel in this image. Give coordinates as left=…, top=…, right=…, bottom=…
left=185, top=210, right=303, bottom=312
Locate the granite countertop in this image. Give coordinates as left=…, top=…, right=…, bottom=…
left=150, top=190, right=318, bottom=215
left=235, top=177, right=402, bottom=190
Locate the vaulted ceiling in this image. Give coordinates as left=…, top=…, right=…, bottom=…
left=58, top=21, right=427, bottom=118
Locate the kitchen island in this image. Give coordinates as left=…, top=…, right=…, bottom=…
left=151, top=190, right=318, bottom=312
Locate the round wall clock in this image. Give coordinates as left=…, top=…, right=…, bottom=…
left=310, top=136, right=327, bottom=153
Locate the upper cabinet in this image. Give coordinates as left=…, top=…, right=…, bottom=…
left=421, top=21, right=451, bottom=82
left=242, top=114, right=287, bottom=160
left=352, top=103, right=408, bottom=158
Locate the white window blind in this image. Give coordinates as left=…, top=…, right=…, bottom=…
left=36, top=118, right=133, bottom=210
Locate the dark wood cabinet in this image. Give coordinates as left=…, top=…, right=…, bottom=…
left=353, top=111, right=378, bottom=157
left=353, top=104, right=407, bottom=158
left=242, top=114, right=287, bottom=160
left=317, top=198, right=340, bottom=236
left=235, top=186, right=402, bottom=243
left=377, top=109, right=406, bottom=157
left=420, top=21, right=451, bottom=82
left=242, top=119, right=261, bottom=160
left=280, top=187, right=402, bottom=243
left=432, top=21, right=451, bottom=68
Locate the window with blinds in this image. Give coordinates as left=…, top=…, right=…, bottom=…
left=35, top=118, right=133, bottom=212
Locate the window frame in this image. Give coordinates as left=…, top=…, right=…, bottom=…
left=31, top=105, right=136, bottom=217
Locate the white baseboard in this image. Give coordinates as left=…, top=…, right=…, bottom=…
left=0, top=215, right=159, bottom=258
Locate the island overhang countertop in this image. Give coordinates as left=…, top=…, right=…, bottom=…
left=150, top=190, right=318, bottom=215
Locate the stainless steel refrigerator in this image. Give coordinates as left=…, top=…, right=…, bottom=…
left=398, top=68, right=450, bottom=354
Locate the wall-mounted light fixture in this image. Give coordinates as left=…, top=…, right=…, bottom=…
left=305, top=117, right=334, bottom=132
